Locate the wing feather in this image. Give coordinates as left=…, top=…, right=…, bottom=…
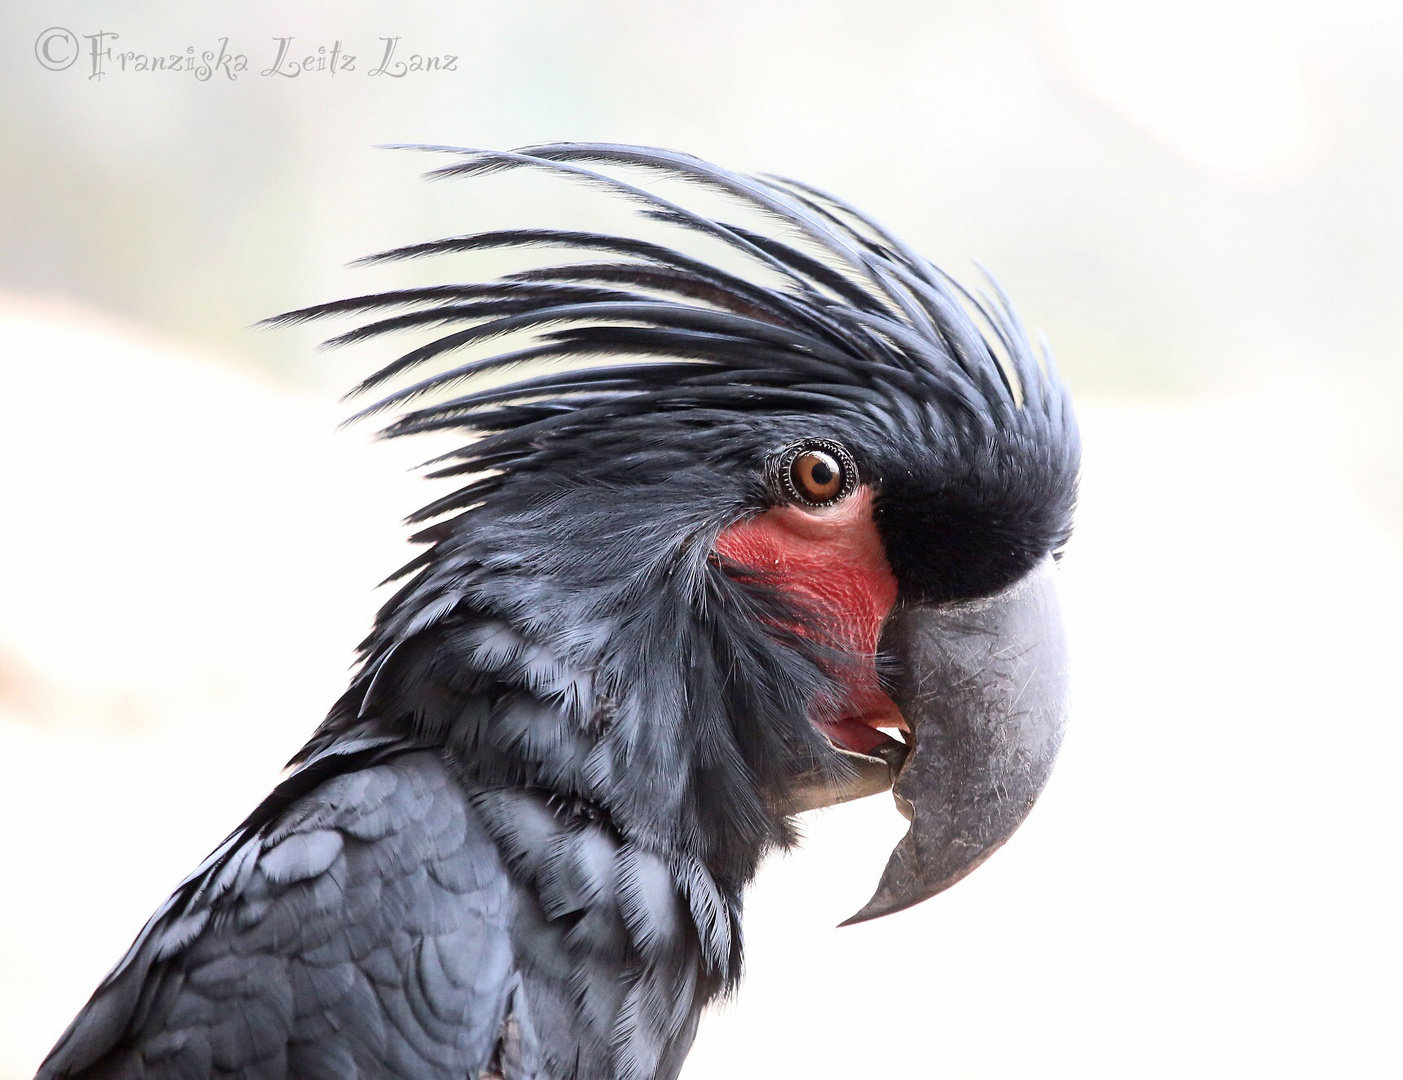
left=36, top=747, right=517, bottom=1080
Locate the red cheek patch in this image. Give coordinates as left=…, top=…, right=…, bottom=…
left=715, top=487, right=904, bottom=748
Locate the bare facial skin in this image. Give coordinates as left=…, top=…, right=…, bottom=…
left=715, top=486, right=905, bottom=752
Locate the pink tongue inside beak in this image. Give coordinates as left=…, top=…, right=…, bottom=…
left=815, top=715, right=903, bottom=755
left=714, top=486, right=904, bottom=750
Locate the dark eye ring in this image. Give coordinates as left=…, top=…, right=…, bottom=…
left=771, top=439, right=858, bottom=507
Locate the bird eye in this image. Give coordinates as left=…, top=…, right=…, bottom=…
left=775, top=439, right=857, bottom=507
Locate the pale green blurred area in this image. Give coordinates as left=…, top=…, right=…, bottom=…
left=2, top=1, right=1401, bottom=1078
left=5, top=0, right=1401, bottom=409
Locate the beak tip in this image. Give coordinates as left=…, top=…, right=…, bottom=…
left=837, top=896, right=907, bottom=928
left=839, top=840, right=1003, bottom=927
left=853, top=558, right=1068, bottom=923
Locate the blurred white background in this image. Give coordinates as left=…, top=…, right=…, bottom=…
left=1, top=1, right=1400, bottom=1077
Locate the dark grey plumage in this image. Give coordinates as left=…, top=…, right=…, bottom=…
left=36, top=144, right=1078, bottom=1080
left=41, top=743, right=515, bottom=1078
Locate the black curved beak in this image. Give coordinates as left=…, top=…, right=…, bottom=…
left=842, top=557, right=1069, bottom=925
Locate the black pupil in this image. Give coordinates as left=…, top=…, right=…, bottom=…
left=810, top=459, right=834, bottom=485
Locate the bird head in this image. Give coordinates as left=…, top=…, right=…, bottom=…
left=275, top=144, right=1079, bottom=937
